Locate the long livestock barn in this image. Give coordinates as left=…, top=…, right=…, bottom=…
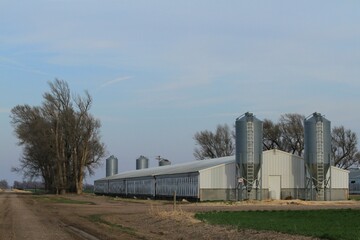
left=94, top=156, right=235, bottom=201
left=94, top=150, right=349, bottom=201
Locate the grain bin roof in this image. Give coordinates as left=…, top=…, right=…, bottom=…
left=96, top=156, right=235, bottom=181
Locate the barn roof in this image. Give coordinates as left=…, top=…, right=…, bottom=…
left=95, top=156, right=235, bottom=181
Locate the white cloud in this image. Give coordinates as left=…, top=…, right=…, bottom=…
left=100, top=76, right=133, bottom=88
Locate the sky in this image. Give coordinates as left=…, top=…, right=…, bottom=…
left=1, top=1, right=360, bottom=186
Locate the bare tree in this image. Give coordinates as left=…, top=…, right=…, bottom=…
left=263, top=119, right=283, bottom=151
left=332, top=126, right=360, bottom=169
left=262, top=114, right=305, bottom=156
left=0, top=179, right=9, bottom=189
left=10, top=79, right=105, bottom=194
left=10, top=105, right=55, bottom=190
left=194, top=124, right=234, bottom=160
left=278, top=113, right=305, bottom=156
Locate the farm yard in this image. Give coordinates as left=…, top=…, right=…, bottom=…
left=1, top=192, right=360, bottom=240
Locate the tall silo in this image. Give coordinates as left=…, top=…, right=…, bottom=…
left=136, top=155, right=149, bottom=170
left=106, top=155, right=118, bottom=177
left=304, top=112, right=331, bottom=200
left=235, top=112, right=263, bottom=200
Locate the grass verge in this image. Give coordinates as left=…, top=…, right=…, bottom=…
left=86, top=214, right=138, bottom=236
left=195, top=209, right=360, bottom=240
left=349, top=195, right=360, bottom=201
left=34, top=196, right=95, bottom=205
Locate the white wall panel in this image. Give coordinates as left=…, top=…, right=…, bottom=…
left=199, top=162, right=236, bottom=189
left=329, top=166, right=349, bottom=188
left=262, top=150, right=305, bottom=189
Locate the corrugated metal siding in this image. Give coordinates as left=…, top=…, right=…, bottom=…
left=329, top=166, right=349, bottom=188
left=156, top=173, right=199, bottom=198
left=94, top=180, right=109, bottom=194
left=199, top=162, right=236, bottom=189
left=109, top=179, right=126, bottom=194
left=126, top=177, right=155, bottom=196
left=262, top=150, right=305, bottom=189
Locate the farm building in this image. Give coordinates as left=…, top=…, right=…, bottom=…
left=95, top=112, right=349, bottom=201
left=349, top=168, right=360, bottom=194
left=262, top=149, right=348, bottom=201
left=94, top=149, right=349, bottom=201
left=94, top=156, right=236, bottom=201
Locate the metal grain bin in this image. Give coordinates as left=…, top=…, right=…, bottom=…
left=106, top=155, right=118, bottom=177
left=136, top=155, right=149, bottom=170
left=235, top=112, right=263, bottom=197
left=304, top=112, right=331, bottom=195
left=159, top=159, right=171, bottom=166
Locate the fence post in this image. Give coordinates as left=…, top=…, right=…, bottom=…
left=173, top=191, right=177, bottom=211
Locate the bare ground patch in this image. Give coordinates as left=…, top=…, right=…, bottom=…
left=13, top=193, right=360, bottom=240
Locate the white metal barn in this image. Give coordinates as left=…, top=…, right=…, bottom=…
left=262, top=149, right=349, bottom=201
left=94, top=156, right=236, bottom=201
left=94, top=150, right=349, bottom=201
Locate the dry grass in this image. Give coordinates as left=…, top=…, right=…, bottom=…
left=148, top=204, right=201, bottom=224
left=12, top=189, right=32, bottom=193
left=194, top=199, right=359, bottom=207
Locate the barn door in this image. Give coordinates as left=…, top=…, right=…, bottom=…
left=269, top=175, right=281, bottom=200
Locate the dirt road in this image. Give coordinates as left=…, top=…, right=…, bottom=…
left=1, top=192, right=360, bottom=240
left=0, top=192, right=79, bottom=240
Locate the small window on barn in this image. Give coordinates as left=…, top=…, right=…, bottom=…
left=351, top=181, right=356, bottom=184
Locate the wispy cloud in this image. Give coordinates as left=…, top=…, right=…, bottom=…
left=100, top=76, right=133, bottom=88
left=0, top=56, right=49, bottom=76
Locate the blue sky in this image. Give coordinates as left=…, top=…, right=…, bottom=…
left=1, top=1, right=360, bottom=185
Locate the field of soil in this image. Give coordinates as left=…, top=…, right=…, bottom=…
left=1, top=191, right=360, bottom=240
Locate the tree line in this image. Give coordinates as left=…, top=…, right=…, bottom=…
left=10, top=80, right=106, bottom=194
left=0, top=179, right=9, bottom=189
left=193, top=113, right=360, bottom=169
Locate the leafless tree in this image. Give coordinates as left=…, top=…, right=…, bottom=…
left=278, top=113, right=305, bottom=156
left=193, top=124, right=235, bottom=160
left=0, top=179, right=9, bottom=189
left=332, top=126, right=360, bottom=169
left=263, top=119, right=283, bottom=151
left=262, top=114, right=305, bottom=156
left=11, top=79, right=105, bottom=194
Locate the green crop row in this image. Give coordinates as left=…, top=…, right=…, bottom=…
left=195, top=209, right=360, bottom=240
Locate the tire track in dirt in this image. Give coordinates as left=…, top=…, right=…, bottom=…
left=0, top=193, right=77, bottom=240
left=0, top=192, right=15, bottom=239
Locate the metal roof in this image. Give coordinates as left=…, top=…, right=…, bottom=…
left=95, top=156, right=235, bottom=181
